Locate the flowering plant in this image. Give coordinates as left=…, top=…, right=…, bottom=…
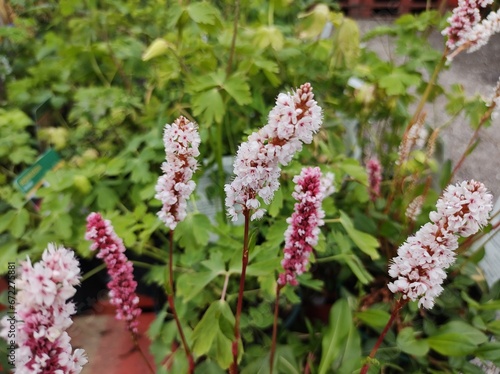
left=1, top=1, right=500, bottom=373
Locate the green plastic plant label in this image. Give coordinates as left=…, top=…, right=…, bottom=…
left=14, top=149, right=61, bottom=197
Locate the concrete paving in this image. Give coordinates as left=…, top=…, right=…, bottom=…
left=358, top=20, right=500, bottom=197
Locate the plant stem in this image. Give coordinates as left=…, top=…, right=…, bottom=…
left=229, top=209, right=251, bottom=374
left=221, top=272, right=230, bottom=301
left=360, top=299, right=407, bottom=374
left=226, top=0, right=240, bottom=78
left=386, top=49, right=448, bottom=213
left=81, top=263, right=106, bottom=282
left=132, top=333, right=156, bottom=374
left=167, top=230, right=195, bottom=373
left=269, top=284, right=283, bottom=374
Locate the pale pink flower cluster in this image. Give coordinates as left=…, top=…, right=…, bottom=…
left=155, top=116, right=200, bottom=230
left=405, top=195, right=424, bottom=222
left=397, top=116, right=428, bottom=165
left=466, top=9, right=500, bottom=53
left=278, top=167, right=334, bottom=286
left=0, top=244, right=87, bottom=373
left=388, top=180, right=493, bottom=309
left=442, top=0, right=498, bottom=56
left=366, top=158, right=382, bottom=202
left=85, top=212, right=141, bottom=334
left=225, top=83, right=323, bottom=221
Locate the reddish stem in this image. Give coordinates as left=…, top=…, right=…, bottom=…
left=270, top=284, right=283, bottom=374
left=360, top=299, right=407, bottom=374
left=229, top=210, right=251, bottom=374
left=168, top=230, right=195, bottom=374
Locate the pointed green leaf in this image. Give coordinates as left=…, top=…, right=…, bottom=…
left=223, top=75, right=252, bottom=106
left=437, top=321, right=488, bottom=345
left=10, top=208, right=30, bottom=238
left=356, top=309, right=390, bottom=329
left=428, top=333, right=477, bottom=356
left=318, top=298, right=352, bottom=374
left=397, top=327, right=429, bottom=357
left=474, top=342, right=500, bottom=365
left=191, top=302, right=222, bottom=356
left=0, top=242, right=18, bottom=273
left=0, top=210, right=16, bottom=233
left=174, top=213, right=212, bottom=250
left=192, top=88, right=225, bottom=126
left=339, top=211, right=380, bottom=259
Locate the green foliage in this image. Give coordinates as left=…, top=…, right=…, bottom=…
left=1, top=1, right=498, bottom=373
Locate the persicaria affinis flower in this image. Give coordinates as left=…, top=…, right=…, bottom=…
left=405, top=195, right=424, bottom=222
left=366, top=158, right=382, bottom=201
left=225, top=83, right=323, bottom=221
left=278, top=167, right=334, bottom=286
left=430, top=179, right=493, bottom=237
left=0, top=244, right=87, bottom=373
left=85, top=212, right=142, bottom=334
left=442, top=0, right=499, bottom=59
left=155, top=116, right=200, bottom=230
left=388, top=180, right=493, bottom=309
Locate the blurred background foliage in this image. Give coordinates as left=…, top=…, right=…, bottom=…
left=1, top=0, right=499, bottom=372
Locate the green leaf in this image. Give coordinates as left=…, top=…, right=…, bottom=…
left=223, top=75, right=252, bottom=106
left=337, top=158, right=368, bottom=185
left=147, top=309, right=168, bottom=340
left=344, top=255, right=373, bottom=284
left=487, top=320, right=500, bottom=336
left=379, top=69, right=421, bottom=96
left=318, top=298, right=352, bottom=374
left=335, top=321, right=362, bottom=374
left=177, top=252, right=225, bottom=301
left=191, top=300, right=236, bottom=367
left=268, top=187, right=283, bottom=217
left=0, top=242, right=18, bottom=273
left=339, top=211, right=380, bottom=260
left=427, top=333, right=477, bottom=356
left=253, top=26, right=284, bottom=50
left=10, top=208, right=30, bottom=238
left=356, top=309, right=390, bottom=329
left=0, top=210, right=16, bottom=233
left=186, top=2, right=221, bottom=25
left=397, top=327, right=429, bottom=357
left=174, top=213, right=212, bottom=250
left=246, top=258, right=281, bottom=277
left=192, top=301, right=222, bottom=356
left=476, top=299, right=500, bottom=310
left=297, top=4, right=330, bottom=39
left=437, top=321, right=488, bottom=345
left=95, top=185, right=119, bottom=211
left=192, top=88, right=225, bottom=126
left=474, top=342, right=500, bottom=365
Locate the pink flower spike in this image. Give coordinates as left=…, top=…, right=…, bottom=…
left=442, top=0, right=499, bottom=59
left=278, top=167, right=334, bottom=286
left=366, top=158, right=382, bottom=202
left=388, top=180, right=493, bottom=309
left=225, top=83, right=323, bottom=221
left=155, top=116, right=200, bottom=230
left=85, top=212, right=142, bottom=334
left=0, top=244, right=87, bottom=374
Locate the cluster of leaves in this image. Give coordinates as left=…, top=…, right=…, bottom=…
left=1, top=0, right=499, bottom=373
